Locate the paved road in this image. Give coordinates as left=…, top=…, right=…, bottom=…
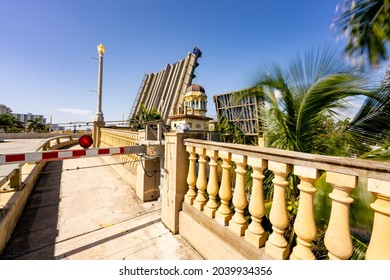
left=0, top=139, right=48, bottom=181
left=0, top=138, right=47, bottom=153
left=0, top=145, right=202, bottom=260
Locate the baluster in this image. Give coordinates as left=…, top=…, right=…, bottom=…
left=215, top=151, right=232, bottom=226
left=184, top=146, right=197, bottom=205
left=324, top=172, right=357, bottom=260
left=193, top=148, right=208, bottom=211
left=229, top=155, right=248, bottom=236
left=290, top=165, right=319, bottom=260
left=366, top=178, right=390, bottom=260
left=265, top=161, right=292, bottom=260
left=204, top=150, right=219, bottom=218
left=245, top=158, right=267, bottom=248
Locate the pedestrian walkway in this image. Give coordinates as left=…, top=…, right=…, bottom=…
left=0, top=145, right=203, bottom=260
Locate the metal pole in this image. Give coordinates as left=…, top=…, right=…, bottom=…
left=95, top=53, right=104, bottom=122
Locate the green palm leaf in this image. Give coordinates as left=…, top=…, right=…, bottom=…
left=249, top=46, right=370, bottom=153
left=334, top=0, right=390, bottom=69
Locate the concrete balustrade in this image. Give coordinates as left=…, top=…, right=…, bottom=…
left=324, top=172, right=357, bottom=260
left=290, top=165, right=319, bottom=260
left=99, top=128, right=162, bottom=202
left=244, top=157, right=267, bottom=248
left=184, top=146, right=197, bottom=205
left=229, top=154, right=248, bottom=236
left=204, top=149, right=219, bottom=218
left=193, top=148, right=208, bottom=211
left=168, top=137, right=390, bottom=260
left=5, top=131, right=388, bottom=260
left=265, top=161, right=291, bottom=260
left=100, top=128, right=140, bottom=170
left=215, top=151, right=233, bottom=226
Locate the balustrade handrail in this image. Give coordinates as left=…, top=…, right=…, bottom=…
left=179, top=137, right=390, bottom=260
left=0, top=135, right=78, bottom=190
left=183, top=138, right=390, bottom=181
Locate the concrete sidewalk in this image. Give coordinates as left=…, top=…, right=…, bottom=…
left=0, top=145, right=203, bottom=260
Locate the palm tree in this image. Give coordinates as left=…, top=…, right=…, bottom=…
left=248, top=46, right=370, bottom=155
left=216, top=116, right=254, bottom=145
left=333, top=0, right=390, bottom=69
left=128, top=104, right=162, bottom=131
left=240, top=46, right=375, bottom=259
left=0, top=114, right=23, bottom=133
left=26, top=117, right=43, bottom=133
left=348, top=65, right=390, bottom=143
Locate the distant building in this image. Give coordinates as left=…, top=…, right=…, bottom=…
left=12, top=112, right=47, bottom=125
left=48, top=123, right=65, bottom=132
left=168, top=84, right=212, bottom=131
left=213, top=87, right=265, bottom=145
left=0, top=104, right=12, bottom=115
left=129, top=47, right=202, bottom=125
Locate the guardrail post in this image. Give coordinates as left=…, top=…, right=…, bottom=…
left=10, top=168, right=22, bottom=190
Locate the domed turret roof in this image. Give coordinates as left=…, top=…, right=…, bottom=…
left=186, top=84, right=205, bottom=94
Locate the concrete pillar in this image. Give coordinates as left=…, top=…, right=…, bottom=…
left=92, top=121, right=104, bottom=148
left=161, top=132, right=202, bottom=234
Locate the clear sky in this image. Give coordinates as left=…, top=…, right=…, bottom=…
left=1, top=0, right=388, bottom=126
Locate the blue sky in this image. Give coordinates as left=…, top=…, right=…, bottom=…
left=0, top=0, right=388, bottom=126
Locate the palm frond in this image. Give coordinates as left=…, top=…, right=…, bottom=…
left=251, top=45, right=370, bottom=153
left=334, top=0, right=390, bottom=68
left=349, top=66, right=390, bottom=144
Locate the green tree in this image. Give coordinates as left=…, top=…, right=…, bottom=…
left=216, top=116, right=254, bottom=145
left=249, top=46, right=370, bottom=156
left=348, top=66, right=390, bottom=146
left=334, top=0, right=390, bottom=69
left=26, top=117, right=46, bottom=133
left=0, top=114, right=24, bottom=133
left=129, top=104, right=161, bottom=131
left=241, top=46, right=375, bottom=259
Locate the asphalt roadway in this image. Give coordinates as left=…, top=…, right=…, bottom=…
left=0, top=142, right=202, bottom=260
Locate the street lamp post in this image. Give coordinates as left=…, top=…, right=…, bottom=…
left=93, top=43, right=105, bottom=147
left=95, top=43, right=105, bottom=122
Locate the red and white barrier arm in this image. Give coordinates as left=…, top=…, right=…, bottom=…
left=0, top=145, right=146, bottom=165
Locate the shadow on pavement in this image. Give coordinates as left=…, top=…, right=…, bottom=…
left=0, top=160, right=63, bottom=260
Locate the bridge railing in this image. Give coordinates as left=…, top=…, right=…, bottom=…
left=161, top=133, right=390, bottom=260
left=0, top=135, right=78, bottom=191
left=99, top=128, right=161, bottom=202
left=100, top=128, right=141, bottom=171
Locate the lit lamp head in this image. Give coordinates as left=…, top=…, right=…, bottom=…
left=97, top=43, right=105, bottom=56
